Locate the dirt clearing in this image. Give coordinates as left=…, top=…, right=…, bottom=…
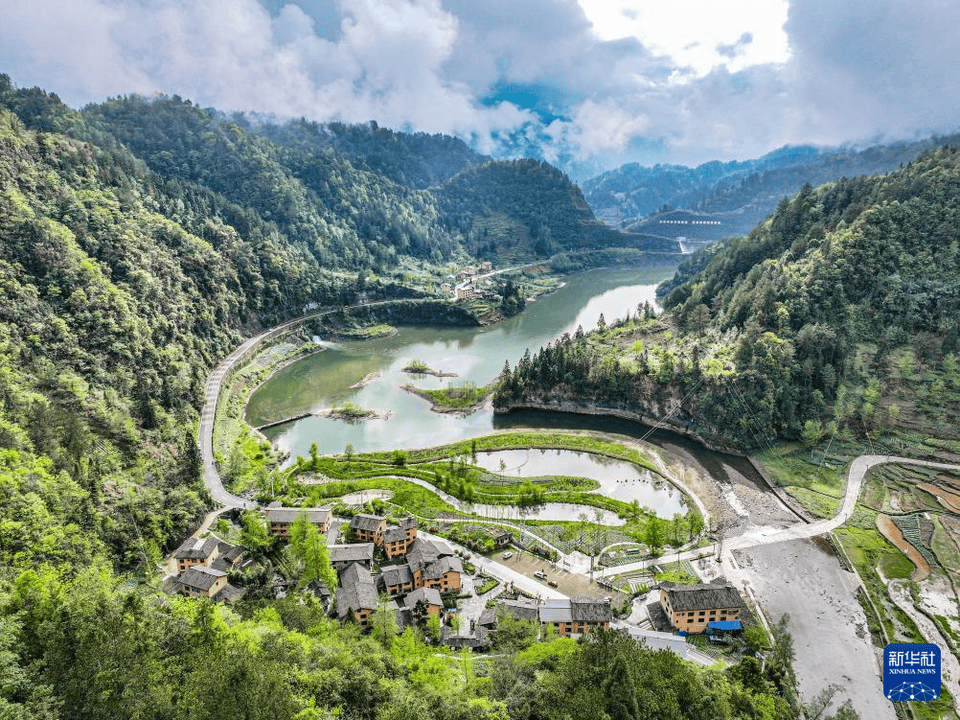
left=732, top=538, right=896, bottom=720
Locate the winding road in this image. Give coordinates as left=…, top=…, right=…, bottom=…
left=198, top=313, right=960, bottom=692
left=199, top=301, right=404, bottom=509
left=601, top=454, right=960, bottom=577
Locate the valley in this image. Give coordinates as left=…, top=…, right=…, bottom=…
left=2, top=66, right=960, bottom=720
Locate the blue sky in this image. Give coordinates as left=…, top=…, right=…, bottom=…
left=2, top=0, right=959, bottom=174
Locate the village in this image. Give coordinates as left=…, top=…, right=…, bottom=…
left=163, top=501, right=751, bottom=660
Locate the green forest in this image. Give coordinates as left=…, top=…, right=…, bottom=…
left=496, top=147, right=960, bottom=452
left=0, top=72, right=837, bottom=719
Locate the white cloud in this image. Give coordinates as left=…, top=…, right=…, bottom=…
left=577, top=0, right=790, bottom=77
left=1, top=0, right=959, bottom=172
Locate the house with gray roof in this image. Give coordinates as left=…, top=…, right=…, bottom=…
left=422, top=555, right=463, bottom=592
left=403, top=587, right=443, bottom=616
left=172, top=536, right=220, bottom=574
left=383, top=517, right=418, bottom=558
left=329, top=543, right=375, bottom=572
left=659, top=577, right=744, bottom=634
left=378, top=564, right=415, bottom=596
left=441, top=626, right=490, bottom=650
left=177, top=566, right=228, bottom=598
left=210, top=540, right=245, bottom=572
left=336, top=563, right=379, bottom=628
left=479, top=598, right=540, bottom=629
left=538, top=597, right=612, bottom=637
left=263, top=504, right=332, bottom=540
left=349, top=514, right=386, bottom=545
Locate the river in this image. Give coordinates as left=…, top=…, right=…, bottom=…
left=247, top=262, right=767, bottom=507
left=248, top=265, right=668, bottom=456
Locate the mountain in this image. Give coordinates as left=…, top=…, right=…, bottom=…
left=0, top=73, right=802, bottom=720
left=496, top=146, right=960, bottom=452
left=251, top=117, right=489, bottom=189
left=583, top=137, right=960, bottom=248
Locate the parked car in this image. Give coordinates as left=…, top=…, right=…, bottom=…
left=502, top=551, right=513, bottom=559
left=533, top=571, right=547, bottom=579
left=547, top=580, right=559, bottom=588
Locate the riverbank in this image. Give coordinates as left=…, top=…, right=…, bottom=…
left=493, top=399, right=743, bottom=456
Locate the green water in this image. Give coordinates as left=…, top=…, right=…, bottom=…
left=247, top=265, right=675, bottom=461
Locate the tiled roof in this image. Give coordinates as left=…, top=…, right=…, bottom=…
left=213, top=584, right=246, bottom=603
left=178, top=565, right=226, bottom=591
left=263, top=506, right=331, bottom=524
left=441, top=627, right=490, bottom=649
left=349, top=514, right=385, bottom=532
left=329, top=543, right=374, bottom=564
left=379, top=564, right=414, bottom=587
left=570, top=598, right=612, bottom=623
left=406, top=538, right=440, bottom=571
left=496, top=599, right=539, bottom=622
left=336, top=564, right=378, bottom=618
left=383, top=526, right=407, bottom=543
left=174, top=536, right=219, bottom=560
left=661, top=578, right=742, bottom=612
left=422, top=556, right=463, bottom=581
left=404, top=587, right=442, bottom=609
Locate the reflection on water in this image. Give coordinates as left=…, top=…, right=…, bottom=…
left=248, top=267, right=672, bottom=462
left=474, top=449, right=685, bottom=518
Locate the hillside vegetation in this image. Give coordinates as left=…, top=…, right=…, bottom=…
left=0, top=73, right=824, bottom=719
left=497, top=147, right=960, bottom=453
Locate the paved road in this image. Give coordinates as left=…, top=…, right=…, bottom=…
left=198, top=300, right=415, bottom=510
left=420, top=531, right=567, bottom=600
left=602, top=454, right=960, bottom=577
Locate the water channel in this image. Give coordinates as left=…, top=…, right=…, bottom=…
left=247, top=263, right=767, bottom=519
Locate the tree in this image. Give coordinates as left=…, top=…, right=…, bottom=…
left=644, top=516, right=665, bottom=553
left=371, top=594, right=398, bottom=648
left=686, top=509, right=705, bottom=540
left=240, top=509, right=273, bottom=554
left=426, top=613, right=441, bottom=643
left=801, top=419, right=824, bottom=448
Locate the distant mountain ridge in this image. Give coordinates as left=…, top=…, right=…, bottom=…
left=583, top=136, right=960, bottom=243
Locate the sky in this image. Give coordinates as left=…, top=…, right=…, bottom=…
left=2, top=0, right=960, bottom=176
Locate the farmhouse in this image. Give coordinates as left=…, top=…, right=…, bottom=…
left=329, top=543, right=375, bottom=572
left=350, top=514, right=387, bottom=545
left=383, top=518, right=418, bottom=559
left=378, top=564, right=415, bottom=596
left=177, top=566, right=227, bottom=598
left=336, top=563, right=379, bottom=628
left=403, top=587, right=443, bottom=616
left=539, top=597, right=612, bottom=637
left=484, top=527, right=512, bottom=549
left=659, top=578, right=744, bottom=634
left=172, top=536, right=220, bottom=574
left=262, top=503, right=332, bottom=539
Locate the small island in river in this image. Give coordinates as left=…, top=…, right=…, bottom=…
left=402, top=357, right=458, bottom=378
left=402, top=382, right=492, bottom=415
left=320, top=402, right=392, bottom=422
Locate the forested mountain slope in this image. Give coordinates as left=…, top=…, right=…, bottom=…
left=0, top=74, right=807, bottom=720
left=497, top=147, right=960, bottom=451
left=253, top=118, right=489, bottom=189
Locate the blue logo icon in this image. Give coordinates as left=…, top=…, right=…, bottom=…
left=883, top=643, right=941, bottom=701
